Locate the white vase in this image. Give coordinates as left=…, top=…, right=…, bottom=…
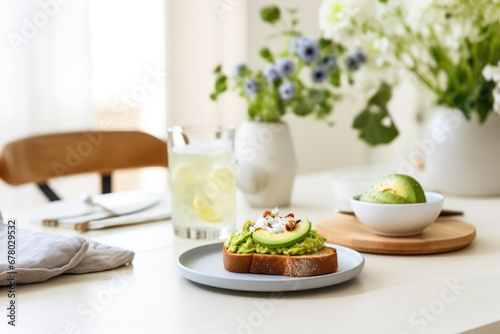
left=423, top=107, right=500, bottom=196
left=235, top=120, right=297, bottom=207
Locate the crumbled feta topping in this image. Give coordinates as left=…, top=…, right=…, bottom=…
left=249, top=207, right=293, bottom=234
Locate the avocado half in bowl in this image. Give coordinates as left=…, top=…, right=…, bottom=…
left=351, top=191, right=444, bottom=237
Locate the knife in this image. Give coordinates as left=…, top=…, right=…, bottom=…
left=76, top=201, right=171, bottom=231
left=42, top=198, right=160, bottom=228
left=336, top=209, right=464, bottom=217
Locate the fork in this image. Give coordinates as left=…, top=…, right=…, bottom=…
left=42, top=193, right=118, bottom=228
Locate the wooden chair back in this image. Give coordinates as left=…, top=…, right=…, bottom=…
left=0, top=131, right=168, bottom=200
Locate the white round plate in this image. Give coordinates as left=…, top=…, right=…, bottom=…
left=177, top=242, right=364, bottom=292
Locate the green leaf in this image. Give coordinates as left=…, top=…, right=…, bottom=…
left=307, top=88, right=328, bottom=103
left=437, top=88, right=472, bottom=120
left=352, top=109, right=367, bottom=129
left=378, top=0, right=388, bottom=3
left=457, top=96, right=472, bottom=120
left=474, top=80, right=494, bottom=123
left=330, top=70, right=340, bottom=87
left=291, top=97, right=312, bottom=116
left=215, top=76, right=227, bottom=93
left=240, top=67, right=253, bottom=77
left=260, top=6, right=280, bottom=24
left=259, top=47, right=274, bottom=63
left=317, top=101, right=333, bottom=118
left=210, top=93, right=218, bottom=101
left=369, top=82, right=392, bottom=107
left=293, top=102, right=311, bottom=116
left=248, top=104, right=258, bottom=120
left=335, top=44, right=346, bottom=54
left=353, top=83, right=399, bottom=146
left=213, top=65, right=222, bottom=74
left=319, top=38, right=332, bottom=49
left=353, top=109, right=399, bottom=146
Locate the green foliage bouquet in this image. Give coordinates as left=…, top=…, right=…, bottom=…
left=319, top=0, right=500, bottom=142
left=211, top=6, right=372, bottom=126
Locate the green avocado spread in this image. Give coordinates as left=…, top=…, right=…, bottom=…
left=224, top=220, right=327, bottom=256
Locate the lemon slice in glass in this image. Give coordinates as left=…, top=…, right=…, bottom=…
left=175, top=166, right=198, bottom=185
left=193, top=197, right=221, bottom=222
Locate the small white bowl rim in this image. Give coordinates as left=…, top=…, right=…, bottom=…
left=351, top=191, right=444, bottom=206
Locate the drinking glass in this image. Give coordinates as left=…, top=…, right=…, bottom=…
left=167, top=125, right=236, bottom=239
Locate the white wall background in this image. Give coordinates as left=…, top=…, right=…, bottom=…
left=166, top=0, right=247, bottom=127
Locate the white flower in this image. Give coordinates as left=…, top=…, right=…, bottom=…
left=400, top=0, right=481, bottom=60
left=481, top=0, right=500, bottom=25
left=318, top=0, right=500, bottom=117
left=318, top=0, right=378, bottom=44
left=402, top=0, right=434, bottom=32
left=348, top=65, right=399, bottom=99
left=482, top=63, right=500, bottom=82
left=483, top=63, right=500, bottom=115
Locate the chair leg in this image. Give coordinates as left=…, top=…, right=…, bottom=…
left=38, top=183, right=61, bottom=201
left=102, top=174, right=112, bottom=194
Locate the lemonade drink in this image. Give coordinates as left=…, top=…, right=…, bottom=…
left=168, top=135, right=236, bottom=239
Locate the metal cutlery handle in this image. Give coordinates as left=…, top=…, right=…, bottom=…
left=80, top=192, right=118, bottom=217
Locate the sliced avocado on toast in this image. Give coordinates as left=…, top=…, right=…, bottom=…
left=252, top=219, right=312, bottom=248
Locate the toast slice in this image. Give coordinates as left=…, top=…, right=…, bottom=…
left=222, top=246, right=338, bottom=277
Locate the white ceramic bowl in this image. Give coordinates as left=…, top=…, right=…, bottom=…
left=330, top=166, right=390, bottom=211
left=350, top=191, right=444, bottom=237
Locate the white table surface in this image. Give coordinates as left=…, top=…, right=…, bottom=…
left=1, top=172, right=500, bottom=334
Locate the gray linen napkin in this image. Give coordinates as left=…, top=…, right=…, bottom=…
left=0, top=226, right=134, bottom=285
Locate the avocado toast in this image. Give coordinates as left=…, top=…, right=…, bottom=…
left=223, top=208, right=338, bottom=277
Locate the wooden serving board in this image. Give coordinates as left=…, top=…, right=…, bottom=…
left=316, top=214, right=476, bottom=255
